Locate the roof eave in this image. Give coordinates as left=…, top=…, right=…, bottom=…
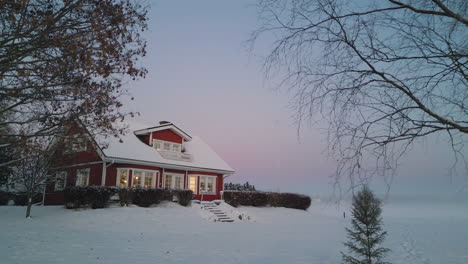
left=103, top=156, right=235, bottom=175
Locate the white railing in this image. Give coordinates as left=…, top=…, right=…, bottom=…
left=158, top=150, right=193, bottom=162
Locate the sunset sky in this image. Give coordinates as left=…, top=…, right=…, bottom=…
left=121, top=1, right=467, bottom=200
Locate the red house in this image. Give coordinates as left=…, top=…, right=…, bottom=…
left=45, top=121, right=235, bottom=205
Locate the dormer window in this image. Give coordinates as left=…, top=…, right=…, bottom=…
left=153, top=139, right=182, bottom=153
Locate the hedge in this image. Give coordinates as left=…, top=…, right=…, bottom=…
left=223, top=191, right=311, bottom=210
left=119, top=188, right=192, bottom=207
left=172, top=189, right=193, bottom=206
left=64, top=186, right=117, bottom=209
left=0, top=191, right=11, bottom=205
left=13, top=192, right=43, bottom=206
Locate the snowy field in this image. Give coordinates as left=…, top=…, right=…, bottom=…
left=1, top=201, right=467, bottom=264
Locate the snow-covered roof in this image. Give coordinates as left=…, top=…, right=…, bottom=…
left=96, top=123, right=234, bottom=174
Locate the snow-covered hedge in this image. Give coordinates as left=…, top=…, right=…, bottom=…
left=223, top=191, right=311, bottom=210
left=173, top=189, right=193, bottom=206
left=64, top=186, right=117, bottom=209
left=120, top=188, right=193, bottom=207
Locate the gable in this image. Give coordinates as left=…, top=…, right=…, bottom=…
left=151, top=129, right=183, bottom=144
left=49, top=122, right=103, bottom=167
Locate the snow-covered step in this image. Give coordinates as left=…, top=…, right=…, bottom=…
left=199, top=202, right=235, bottom=223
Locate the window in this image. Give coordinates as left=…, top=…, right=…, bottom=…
left=132, top=169, right=156, bottom=188
left=66, top=135, right=87, bottom=153
left=76, top=168, right=90, bottom=186
left=153, top=139, right=182, bottom=153
left=117, top=169, right=129, bottom=187
left=199, top=176, right=216, bottom=194
left=163, top=142, right=171, bottom=151
left=189, top=176, right=197, bottom=194
left=172, top=144, right=180, bottom=152
left=54, top=171, right=67, bottom=191
left=164, top=173, right=184, bottom=189
left=153, top=141, right=161, bottom=150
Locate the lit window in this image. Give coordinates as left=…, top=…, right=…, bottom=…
left=144, top=171, right=153, bottom=187
left=117, top=169, right=129, bottom=187
left=164, top=174, right=172, bottom=189
left=76, top=168, right=90, bottom=186
left=153, top=140, right=161, bottom=150
left=189, top=176, right=197, bottom=194
left=132, top=169, right=156, bottom=188
left=54, top=171, right=67, bottom=191
left=199, top=176, right=216, bottom=194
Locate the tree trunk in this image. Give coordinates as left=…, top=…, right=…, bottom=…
left=26, top=197, right=32, bottom=218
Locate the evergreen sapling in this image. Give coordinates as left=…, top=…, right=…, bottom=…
left=342, top=186, right=390, bottom=264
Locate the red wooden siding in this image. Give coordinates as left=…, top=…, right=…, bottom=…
left=45, top=163, right=104, bottom=205
left=151, top=130, right=183, bottom=144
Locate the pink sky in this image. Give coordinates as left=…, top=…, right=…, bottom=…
left=120, top=1, right=467, bottom=199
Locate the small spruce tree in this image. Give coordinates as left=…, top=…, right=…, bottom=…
left=342, top=186, right=390, bottom=264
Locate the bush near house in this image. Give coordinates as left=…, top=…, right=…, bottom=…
left=131, top=188, right=164, bottom=207
left=64, top=186, right=117, bottom=209
left=0, top=191, right=11, bottom=205
left=64, top=187, right=193, bottom=209
left=13, top=192, right=43, bottom=206
left=223, top=191, right=311, bottom=210
left=173, top=189, right=193, bottom=206
left=119, top=188, right=193, bottom=207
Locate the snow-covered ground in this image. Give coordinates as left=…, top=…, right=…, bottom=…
left=1, top=201, right=467, bottom=264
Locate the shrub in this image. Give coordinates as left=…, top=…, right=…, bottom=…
left=160, top=189, right=173, bottom=201
left=223, top=191, right=311, bottom=210
left=223, top=191, right=269, bottom=207
left=118, top=188, right=133, bottom=206
left=132, top=188, right=163, bottom=207
left=275, top=193, right=311, bottom=210
left=13, top=192, right=43, bottom=206
left=0, top=191, right=11, bottom=205
left=64, top=186, right=116, bottom=209
left=173, top=189, right=193, bottom=206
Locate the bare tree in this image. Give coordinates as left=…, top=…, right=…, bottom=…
left=11, top=137, right=53, bottom=218
left=0, top=0, right=148, bottom=166
left=251, top=0, right=467, bottom=192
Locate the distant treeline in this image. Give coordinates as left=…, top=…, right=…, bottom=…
left=224, top=182, right=256, bottom=191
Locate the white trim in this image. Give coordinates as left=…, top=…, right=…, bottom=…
left=131, top=169, right=158, bottom=188
left=163, top=172, right=184, bottom=189
left=103, top=157, right=235, bottom=174
left=51, top=161, right=103, bottom=169
left=198, top=175, right=217, bottom=195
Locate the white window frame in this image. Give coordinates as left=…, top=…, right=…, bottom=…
left=54, top=171, right=67, bottom=191
left=199, top=175, right=217, bottom=194
left=153, top=139, right=182, bottom=153
left=131, top=169, right=158, bottom=188
left=116, top=168, right=130, bottom=188
left=76, top=168, right=90, bottom=186
left=163, top=173, right=184, bottom=190
left=188, top=175, right=198, bottom=195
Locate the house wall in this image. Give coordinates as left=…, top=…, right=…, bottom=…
left=151, top=130, right=183, bottom=144
left=44, top=163, right=104, bottom=205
